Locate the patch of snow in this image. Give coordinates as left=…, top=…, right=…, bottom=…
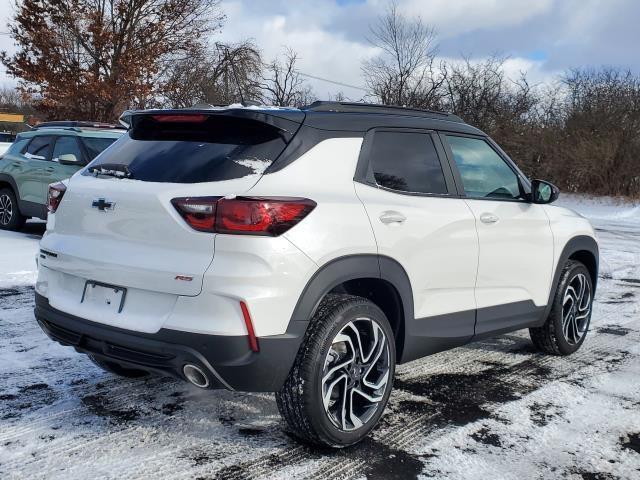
left=233, top=157, right=272, bottom=175
left=0, top=142, right=12, bottom=156
left=0, top=225, right=41, bottom=287
left=556, top=193, right=640, bottom=223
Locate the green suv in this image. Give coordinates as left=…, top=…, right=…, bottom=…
left=0, top=122, right=124, bottom=230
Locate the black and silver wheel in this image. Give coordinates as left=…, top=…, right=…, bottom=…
left=277, top=294, right=395, bottom=447
left=530, top=260, right=594, bottom=355
left=0, top=188, right=26, bottom=231
left=88, top=354, right=149, bottom=378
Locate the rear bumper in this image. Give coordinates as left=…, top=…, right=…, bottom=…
left=34, top=292, right=306, bottom=392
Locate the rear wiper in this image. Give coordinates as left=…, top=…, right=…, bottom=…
left=87, top=163, right=133, bottom=179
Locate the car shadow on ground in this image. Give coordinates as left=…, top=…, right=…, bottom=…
left=21, top=221, right=46, bottom=238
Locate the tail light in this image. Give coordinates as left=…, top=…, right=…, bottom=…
left=48, top=183, right=67, bottom=213
left=170, top=197, right=219, bottom=232
left=171, top=196, right=316, bottom=236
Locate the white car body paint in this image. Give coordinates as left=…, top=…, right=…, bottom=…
left=37, top=122, right=598, bottom=341
left=463, top=199, right=555, bottom=309
left=355, top=183, right=478, bottom=319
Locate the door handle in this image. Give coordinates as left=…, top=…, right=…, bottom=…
left=379, top=211, right=406, bottom=225
left=480, top=212, right=499, bottom=224
left=44, top=167, right=55, bottom=172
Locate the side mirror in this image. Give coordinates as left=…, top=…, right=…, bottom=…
left=57, top=153, right=83, bottom=166
left=531, top=179, right=560, bottom=204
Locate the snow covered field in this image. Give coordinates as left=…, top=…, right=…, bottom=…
left=0, top=196, right=639, bottom=479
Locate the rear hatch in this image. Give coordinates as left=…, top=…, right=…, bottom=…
left=41, top=109, right=303, bottom=302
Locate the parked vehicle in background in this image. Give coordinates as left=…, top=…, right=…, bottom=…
left=34, top=102, right=598, bottom=447
left=0, top=131, right=16, bottom=143
left=0, top=131, right=16, bottom=157
left=0, top=121, right=124, bottom=230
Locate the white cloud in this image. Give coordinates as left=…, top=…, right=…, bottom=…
left=217, top=1, right=378, bottom=99
left=0, top=0, right=18, bottom=87
left=395, top=0, right=555, bottom=37
left=0, top=0, right=637, bottom=97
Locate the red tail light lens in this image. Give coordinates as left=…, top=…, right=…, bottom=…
left=171, top=196, right=316, bottom=236
left=216, top=197, right=316, bottom=236
left=48, top=183, right=67, bottom=213
left=171, top=197, right=220, bottom=232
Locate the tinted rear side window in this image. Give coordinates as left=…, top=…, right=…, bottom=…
left=25, top=136, right=53, bottom=160
left=369, top=131, right=447, bottom=194
left=52, top=136, right=84, bottom=162
left=82, top=136, right=118, bottom=161
left=85, top=115, right=286, bottom=183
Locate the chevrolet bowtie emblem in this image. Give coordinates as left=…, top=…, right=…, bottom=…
left=92, top=198, right=115, bottom=211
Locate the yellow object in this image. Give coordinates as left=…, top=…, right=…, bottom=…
left=0, top=113, right=24, bottom=123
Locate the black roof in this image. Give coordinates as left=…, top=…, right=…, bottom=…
left=304, top=101, right=463, bottom=122
left=300, top=102, right=481, bottom=135
left=120, top=101, right=483, bottom=137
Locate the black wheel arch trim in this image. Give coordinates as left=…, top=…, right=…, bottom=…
left=0, top=173, right=46, bottom=219
left=539, top=235, right=599, bottom=326
left=290, top=254, right=414, bottom=324
left=289, top=254, right=415, bottom=362
left=0, top=173, right=19, bottom=199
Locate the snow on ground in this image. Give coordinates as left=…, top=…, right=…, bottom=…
left=0, top=196, right=639, bottom=479
left=0, top=221, right=43, bottom=287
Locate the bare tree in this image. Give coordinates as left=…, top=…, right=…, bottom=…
left=259, top=48, right=314, bottom=107
left=1, top=0, right=223, bottom=121
left=557, top=67, right=640, bottom=196
left=440, top=55, right=536, bottom=132
left=0, top=85, right=28, bottom=111
left=362, top=1, right=444, bottom=108
left=163, top=41, right=262, bottom=107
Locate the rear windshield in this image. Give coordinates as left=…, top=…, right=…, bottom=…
left=84, top=115, right=286, bottom=183
left=82, top=136, right=118, bottom=161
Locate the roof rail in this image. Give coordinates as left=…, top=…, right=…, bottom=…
left=34, top=121, right=126, bottom=130
left=303, top=101, right=463, bottom=122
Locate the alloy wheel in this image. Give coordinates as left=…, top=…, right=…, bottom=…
left=0, top=194, right=13, bottom=226
left=321, top=317, right=390, bottom=431
left=562, top=273, right=592, bottom=345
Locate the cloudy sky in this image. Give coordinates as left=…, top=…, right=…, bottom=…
left=1, top=0, right=638, bottom=99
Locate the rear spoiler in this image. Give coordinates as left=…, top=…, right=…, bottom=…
left=119, top=108, right=305, bottom=142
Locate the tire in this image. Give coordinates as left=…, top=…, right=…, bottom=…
left=530, top=260, right=594, bottom=355
left=0, top=188, right=26, bottom=231
left=88, top=354, right=149, bottom=378
left=276, top=294, right=396, bottom=448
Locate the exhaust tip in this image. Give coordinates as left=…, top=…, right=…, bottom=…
left=183, top=364, right=210, bottom=388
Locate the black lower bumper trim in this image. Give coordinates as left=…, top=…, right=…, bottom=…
left=34, top=292, right=307, bottom=392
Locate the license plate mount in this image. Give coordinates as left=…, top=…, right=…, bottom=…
left=81, top=281, right=127, bottom=313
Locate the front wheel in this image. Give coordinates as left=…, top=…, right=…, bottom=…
left=530, top=260, right=594, bottom=355
left=277, top=294, right=395, bottom=447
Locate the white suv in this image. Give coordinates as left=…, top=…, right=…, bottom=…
left=34, top=102, right=598, bottom=447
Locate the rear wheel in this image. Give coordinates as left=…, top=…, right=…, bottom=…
left=88, top=354, right=149, bottom=378
left=276, top=294, right=395, bottom=447
left=0, top=188, right=26, bottom=231
left=530, top=260, right=593, bottom=355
